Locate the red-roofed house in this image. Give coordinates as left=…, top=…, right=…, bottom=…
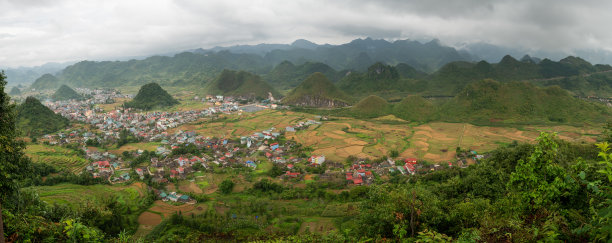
left=170, top=169, right=179, bottom=178
left=405, top=158, right=418, bottom=164
left=353, top=176, right=363, bottom=185
left=287, top=164, right=294, bottom=169
left=97, top=161, right=110, bottom=168
left=286, top=171, right=301, bottom=178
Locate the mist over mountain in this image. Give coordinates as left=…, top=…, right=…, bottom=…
left=2, top=62, right=71, bottom=85
left=460, top=42, right=612, bottom=66
left=196, top=38, right=473, bottom=73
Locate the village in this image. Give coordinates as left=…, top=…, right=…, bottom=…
left=35, top=88, right=487, bottom=205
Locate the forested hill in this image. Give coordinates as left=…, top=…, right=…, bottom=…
left=205, top=70, right=281, bottom=99
left=54, top=51, right=271, bottom=88
left=197, top=37, right=472, bottom=72
left=26, top=38, right=612, bottom=98
left=124, top=83, right=179, bottom=110
left=282, top=72, right=351, bottom=107
left=427, top=55, right=612, bottom=95
left=16, top=96, right=69, bottom=136
left=52, top=85, right=83, bottom=101
left=31, top=38, right=472, bottom=89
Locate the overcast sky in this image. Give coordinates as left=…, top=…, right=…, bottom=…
left=1, top=0, right=611, bottom=68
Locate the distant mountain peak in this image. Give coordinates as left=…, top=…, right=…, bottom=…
left=291, top=39, right=317, bottom=49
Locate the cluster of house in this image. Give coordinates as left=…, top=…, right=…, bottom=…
left=284, top=119, right=321, bottom=132
left=155, top=190, right=196, bottom=204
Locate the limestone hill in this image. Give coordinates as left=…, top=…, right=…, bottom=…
left=282, top=72, right=351, bottom=107
left=124, top=83, right=179, bottom=110
left=351, top=95, right=391, bottom=118
left=392, top=96, right=437, bottom=122
left=16, top=96, right=69, bottom=136
left=438, top=79, right=611, bottom=123
left=9, top=87, right=21, bottom=96
left=52, top=85, right=83, bottom=101
left=30, top=74, right=60, bottom=91
left=265, top=61, right=341, bottom=91
left=206, top=70, right=280, bottom=100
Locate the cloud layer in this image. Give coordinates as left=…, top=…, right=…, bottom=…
left=1, top=0, right=611, bottom=67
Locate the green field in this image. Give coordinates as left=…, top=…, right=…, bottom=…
left=25, top=143, right=89, bottom=173
left=29, top=182, right=147, bottom=210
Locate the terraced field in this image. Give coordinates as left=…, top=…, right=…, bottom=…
left=174, top=110, right=602, bottom=163
left=25, top=144, right=89, bottom=173
left=28, top=182, right=148, bottom=209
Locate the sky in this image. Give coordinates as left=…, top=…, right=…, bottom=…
left=1, top=0, right=611, bottom=68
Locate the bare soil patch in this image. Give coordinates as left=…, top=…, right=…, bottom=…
left=138, top=212, right=162, bottom=226
left=179, top=181, right=203, bottom=194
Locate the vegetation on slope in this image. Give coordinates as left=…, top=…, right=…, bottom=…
left=337, top=62, right=430, bottom=98
left=55, top=51, right=271, bottom=88
left=297, top=79, right=611, bottom=124
left=427, top=55, right=612, bottom=95
left=52, top=84, right=83, bottom=101
left=282, top=72, right=351, bottom=107
left=206, top=70, right=280, bottom=99
left=392, top=95, right=437, bottom=122
left=438, top=79, right=611, bottom=123
left=124, top=83, right=179, bottom=110
left=350, top=95, right=391, bottom=118
left=265, top=61, right=343, bottom=91
left=30, top=73, right=60, bottom=90
left=9, top=86, right=21, bottom=96
left=16, top=96, right=69, bottom=136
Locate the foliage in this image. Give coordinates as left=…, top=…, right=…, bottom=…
left=349, top=95, right=391, bottom=118
left=9, top=86, right=20, bottom=96
left=508, top=132, right=576, bottom=211
left=219, top=179, right=235, bottom=194
left=124, top=82, right=179, bottom=110
left=281, top=72, right=352, bottom=107
left=52, top=84, right=83, bottom=101
left=30, top=73, right=60, bottom=90
left=16, top=96, right=70, bottom=136
left=206, top=69, right=280, bottom=99
left=265, top=61, right=342, bottom=91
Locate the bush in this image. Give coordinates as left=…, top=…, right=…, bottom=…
left=219, top=179, right=235, bottom=194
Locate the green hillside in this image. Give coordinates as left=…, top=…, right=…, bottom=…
left=336, top=62, right=430, bottom=99
left=282, top=72, right=351, bottom=107
left=392, top=95, right=437, bottom=122
left=206, top=70, right=280, bottom=99
left=124, top=83, right=179, bottom=110
left=350, top=95, right=391, bottom=118
left=395, top=63, right=427, bottom=79
left=16, top=96, right=69, bottom=136
left=52, top=85, right=83, bottom=101
left=54, top=51, right=271, bottom=88
left=30, top=74, right=60, bottom=91
left=438, top=79, right=611, bottom=123
left=264, top=61, right=341, bottom=91
left=427, top=55, right=612, bottom=95
left=9, top=87, right=21, bottom=96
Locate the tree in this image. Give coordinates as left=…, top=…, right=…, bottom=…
left=508, top=132, right=575, bottom=212
left=0, top=71, right=33, bottom=243
left=219, top=179, right=235, bottom=194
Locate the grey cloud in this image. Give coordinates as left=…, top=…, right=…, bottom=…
left=0, top=0, right=611, bottom=67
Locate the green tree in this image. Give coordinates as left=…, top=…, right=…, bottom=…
left=508, top=132, right=575, bottom=211
left=0, top=71, right=33, bottom=243
left=219, top=179, right=235, bottom=194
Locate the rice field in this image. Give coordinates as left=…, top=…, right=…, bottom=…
left=25, top=144, right=89, bottom=173
left=174, top=110, right=602, bottom=163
